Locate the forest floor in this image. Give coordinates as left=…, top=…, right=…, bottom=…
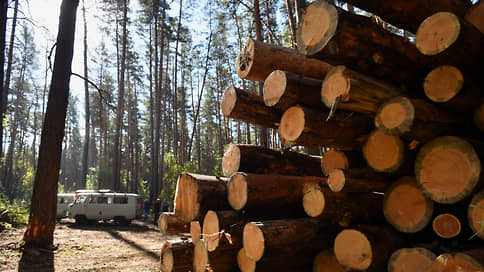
left=0, top=216, right=174, bottom=271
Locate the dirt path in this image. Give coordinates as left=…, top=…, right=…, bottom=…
left=0, top=218, right=169, bottom=271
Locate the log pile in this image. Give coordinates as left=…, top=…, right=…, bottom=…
left=160, top=0, right=484, bottom=271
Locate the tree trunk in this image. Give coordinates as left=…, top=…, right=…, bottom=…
left=81, top=0, right=89, bottom=189
left=160, top=240, right=194, bottom=272
left=362, top=129, right=409, bottom=173
left=193, top=239, right=240, bottom=272
left=0, top=0, right=7, bottom=162
left=326, top=168, right=389, bottom=193
left=23, top=0, right=79, bottom=248
left=387, top=247, right=436, bottom=272
left=159, top=212, right=189, bottom=235
left=172, top=0, right=183, bottom=161
left=284, top=0, right=297, bottom=47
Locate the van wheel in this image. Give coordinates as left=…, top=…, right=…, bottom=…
left=115, top=216, right=129, bottom=226
left=75, top=215, right=87, bottom=225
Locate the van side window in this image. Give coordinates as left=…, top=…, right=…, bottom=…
left=114, top=197, right=128, bottom=204
left=97, top=197, right=108, bottom=204
left=107, top=197, right=113, bottom=204
left=89, top=197, right=97, bottom=204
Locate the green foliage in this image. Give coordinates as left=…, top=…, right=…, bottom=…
left=159, top=152, right=198, bottom=202
left=0, top=193, right=29, bottom=227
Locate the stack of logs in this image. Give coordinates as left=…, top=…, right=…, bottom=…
left=160, top=0, right=484, bottom=271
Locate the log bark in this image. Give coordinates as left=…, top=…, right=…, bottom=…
left=174, top=173, right=230, bottom=222
left=313, top=249, right=346, bottom=272
left=320, top=65, right=401, bottom=116
left=431, top=249, right=484, bottom=271
left=159, top=212, right=189, bottom=235
left=221, top=86, right=282, bottom=129
left=236, top=38, right=334, bottom=82
left=432, top=213, right=462, bottom=239
left=263, top=70, right=324, bottom=110
left=160, top=240, right=194, bottom=272
left=202, top=210, right=245, bottom=252
left=321, top=149, right=366, bottom=176
left=415, top=136, right=482, bottom=204
left=279, top=105, right=372, bottom=149
left=362, top=129, right=409, bottom=173
left=383, top=176, right=434, bottom=233
left=475, top=103, right=484, bottom=131
left=193, top=239, right=239, bottom=272
left=468, top=189, right=484, bottom=240
left=222, top=143, right=322, bottom=177
left=327, top=168, right=389, bottom=193
left=465, top=1, right=484, bottom=34
left=387, top=247, right=436, bottom=272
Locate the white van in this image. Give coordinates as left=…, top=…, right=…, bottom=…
left=67, top=192, right=142, bottom=225
left=57, top=193, right=75, bottom=218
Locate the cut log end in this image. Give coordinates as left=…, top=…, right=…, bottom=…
left=303, top=183, right=325, bottom=217
left=468, top=190, right=484, bottom=240
left=415, top=136, right=481, bottom=204
left=423, top=65, right=463, bottom=103
left=432, top=213, right=461, bottom=239
left=161, top=247, right=174, bottom=272
left=363, top=130, right=405, bottom=173
left=416, top=12, right=461, bottom=55
left=388, top=248, right=436, bottom=272
left=327, top=169, right=345, bottom=192
left=202, top=210, right=219, bottom=252
left=431, top=253, right=484, bottom=272
left=465, top=1, right=484, bottom=34
left=227, top=173, right=248, bottom=211
left=174, top=174, right=200, bottom=222
left=384, top=177, right=434, bottom=233
left=279, top=106, right=305, bottom=142
left=322, top=149, right=350, bottom=176
left=222, top=143, right=240, bottom=177
left=263, top=70, right=287, bottom=107
left=313, top=249, right=346, bottom=272
left=243, top=222, right=265, bottom=261
left=193, top=240, right=208, bottom=272
left=159, top=213, right=169, bottom=234
left=221, top=86, right=237, bottom=117
left=238, top=248, right=256, bottom=272
left=334, top=229, right=373, bottom=271
left=236, top=39, right=255, bottom=79
left=375, top=97, right=414, bottom=136
left=321, top=66, right=351, bottom=108
left=474, top=103, right=484, bottom=131
left=191, top=221, right=201, bottom=244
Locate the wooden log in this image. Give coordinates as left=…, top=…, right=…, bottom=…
left=313, top=249, right=346, bottom=272
left=468, top=189, right=484, bottom=240
left=222, top=143, right=322, bottom=177
left=193, top=239, right=239, bottom=272
left=302, top=182, right=384, bottom=227
left=174, top=173, right=229, bottom=222
left=263, top=70, right=324, bottom=110
left=465, top=1, right=484, bottom=34
left=327, top=168, right=389, bottom=193
left=423, top=65, right=482, bottom=112
left=159, top=212, right=189, bottom=235
left=383, top=176, right=434, bottom=233
left=321, top=149, right=366, bottom=176
left=340, top=0, right=471, bottom=33
left=279, top=105, right=372, bottom=149
left=297, top=0, right=430, bottom=91
left=415, top=136, right=482, bottom=204
left=202, top=210, right=245, bottom=252
left=237, top=248, right=256, bottom=272
left=475, top=103, right=484, bottom=131
left=432, top=213, right=462, bottom=239
left=362, top=129, right=409, bottom=173
left=333, top=225, right=405, bottom=271
left=190, top=221, right=201, bottom=244
left=236, top=38, right=334, bottom=82
left=374, top=96, right=465, bottom=142
left=387, top=247, right=436, bottom=272
left=320, top=65, right=401, bottom=116
left=160, top=240, right=194, bottom=272
left=431, top=249, right=484, bottom=271
left=221, top=86, right=282, bottom=129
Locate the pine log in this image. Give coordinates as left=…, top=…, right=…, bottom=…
left=263, top=70, right=324, bottom=110
left=221, top=86, right=282, bottom=129
left=174, top=173, right=229, bottom=222
left=160, top=240, right=194, bottom=272
left=237, top=248, right=256, bottom=272
left=333, top=225, right=405, bottom=271
left=387, top=247, right=436, bottom=272
left=202, top=210, right=245, bottom=252
left=326, top=168, right=388, bottom=193
left=236, top=38, right=334, bottom=82
left=415, top=136, right=482, bottom=204
left=423, top=65, right=482, bottom=112
left=302, top=182, right=384, bottom=227
left=362, top=129, right=410, bottom=173
left=321, top=149, right=366, bottom=176
left=340, top=0, right=471, bottom=33
left=193, top=239, right=239, bottom=272
left=297, top=0, right=430, bottom=91
left=159, top=212, right=189, bottom=235
left=313, top=249, right=346, bottom=272
left=431, top=249, right=484, bottom=271
left=190, top=221, right=201, bottom=244
left=383, top=176, right=434, bottom=233
left=222, top=143, right=322, bottom=177
left=279, top=105, right=372, bottom=149
left=226, top=172, right=326, bottom=216
left=465, top=1, right=484, bottom=34
left=432, top=213, right=462, bottom=239
left=475, top=103, right=484, bottom=131
left=374, top=96, right=465, bottom=142
left=320, top=65, right=401, bottom=116
left=468, top=189, right=484, bottom=240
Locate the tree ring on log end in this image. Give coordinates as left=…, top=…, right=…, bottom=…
left=221, top=86, right=237, bottom=117
left=474, top=103, right=484, bottom=131
left=321, top=66, right=351, bottom=108
left=328, top=169, right=345, bottom=193
left=161, top=247, right=174, bottom=272
left=243, top=222, right=265, bottom=261
left=222, top=143, right=240, bottom=176
left=202, top=210, right=220, bottom=252
left=303, top=183, right=325, bottom=217
left=375, top=97, right=414, bottom=136
left=383, top=177, right=433, bottom=233
left=191, top=221, right=201, bottom=244
left=416, top=12, right=460, bottom=55
left=263, top=70, right=287, bottom=107
left=334, top=229, right=372, bottom=271
left=432, top=253, right=484, bottom=271
left=423, top=65, right=463, bottom=103
left=415, top=136, right=481, bottom=204
left=313, top=249, right=346, bottom=272
left=174, top=174, right=200, bottom=222
left=193, top=240, right=208, bottom=272
left=363, top=130, right=405, bottom=173
left=227, top=173, right=248, bottom=211
left=236, top=39, right=254, bottom=79
left=321, top=149, right=349, bottom=176
left=388, top=247, right=436, bottom=272
left=468, top=190, right=484, bottom=240
left=432, top=213, right=461, bottom=238
left=279, top=106, right=305, bottom=142
left=237, top=248, right=256, bottom=272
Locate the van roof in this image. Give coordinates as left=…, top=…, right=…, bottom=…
left=57, top=193, right=75, bottom=197
left=75, top=192, right=140, bottom=197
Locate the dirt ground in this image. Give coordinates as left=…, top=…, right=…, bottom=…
left=0, top=216, right=172, bottom=272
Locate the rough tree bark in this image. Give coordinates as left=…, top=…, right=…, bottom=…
left=81, top=0, right=89, bottom=189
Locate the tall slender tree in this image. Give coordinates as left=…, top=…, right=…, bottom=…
left=81, top=0, right=90, bottom=189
